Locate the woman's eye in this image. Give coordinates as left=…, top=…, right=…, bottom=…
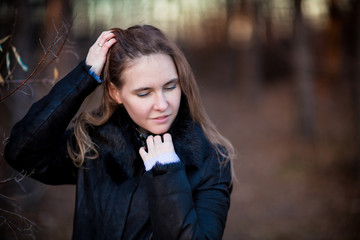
left=165, top=84, right=177, bottom=90
left=137, top=92, right=149, bottom=97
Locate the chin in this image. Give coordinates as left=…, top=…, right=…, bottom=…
left=148, top=126, right=170, bottom=135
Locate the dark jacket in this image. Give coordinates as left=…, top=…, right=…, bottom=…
left=4, top=61, right=232, bottom=240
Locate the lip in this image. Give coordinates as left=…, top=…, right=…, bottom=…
left=152, top=115, right=170, bottom=124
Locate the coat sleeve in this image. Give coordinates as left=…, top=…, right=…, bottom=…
left=145, top=150, right=232, bottom=240
left=4, top=60, right=100, bottom=185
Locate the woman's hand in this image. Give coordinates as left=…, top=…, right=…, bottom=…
left=85, top=31, right=117, bottom=75
left=139, top=134, right=176, bottom=163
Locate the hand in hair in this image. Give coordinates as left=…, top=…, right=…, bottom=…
left=85, top=31, right=117, bottom=75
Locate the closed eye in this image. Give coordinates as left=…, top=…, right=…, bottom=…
left=164, top=83, right=177, bottom=91
left=133, top=78, right=178, bottom=97
left=136, top=91, right=150, bottom=97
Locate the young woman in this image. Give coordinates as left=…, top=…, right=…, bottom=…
left=5, top=25, right=234, bottom=239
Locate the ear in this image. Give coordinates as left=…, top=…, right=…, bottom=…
left=108, top=82, right=123, bottom=104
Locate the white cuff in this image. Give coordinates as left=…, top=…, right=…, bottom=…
left=144, top=152, right=180, bottom=171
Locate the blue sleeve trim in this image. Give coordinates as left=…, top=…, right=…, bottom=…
left=88, top=69, right=102, bottom=83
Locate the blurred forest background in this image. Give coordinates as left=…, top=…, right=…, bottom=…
left=1, top=0, right=360, bottom=239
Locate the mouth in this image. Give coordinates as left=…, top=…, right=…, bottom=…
left=152, top=115, right=170, bottom=123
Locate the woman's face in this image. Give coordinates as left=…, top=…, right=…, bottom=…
left=111, top=53, right=181, bottom=134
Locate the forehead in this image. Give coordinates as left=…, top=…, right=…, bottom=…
left=122, top=54, right=178, bottom=88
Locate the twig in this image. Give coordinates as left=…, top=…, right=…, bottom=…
left=0, top=10, right=17, bottom=72
left=0, top=20, right=72, bottom=102
left=0, top=208, right=37, bottom=226
left=0, top=207, right=38, bottom=238
left=34, top=20, right=73, bottom=79
left=4, top=60, right=18, bottom=81
left=18, top=84, right=34, bottom=97
left=0, top=193, right=16, bottom=201
left=38, top=38, right=47, bottom=55
left=1, top=78, right=54, bottom=84
left=0, top=177, right=15, bottom=184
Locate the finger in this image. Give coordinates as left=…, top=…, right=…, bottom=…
left=96, top=31, right=115, bottom=48
left=96, top=31, right=112, bottom=42
left=146, top=135, right=155, bottom=151
left=153, top=135, right=162, bottom=145
left=93, top=32, right=108, bottom=47
left=104, top=32, right=116, bottom=41
left=139, top=146, right=147, bottom=159
left=102, top=38, right=117, bottom=49
left=101, top=33, right=116, bottom=46
left=86, top=33, right=116, bottom=74
left=163, top=133, right=172, bottom=143
left=94, top=38, right=116, bottom=53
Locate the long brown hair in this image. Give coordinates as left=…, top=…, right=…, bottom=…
left=68, top=25, right=235, bottom=172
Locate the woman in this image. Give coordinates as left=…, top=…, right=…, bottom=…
left=5, top=25, right=234, bottom=239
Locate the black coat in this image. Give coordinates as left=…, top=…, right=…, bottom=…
left=4, top=61, right=232, bottom=240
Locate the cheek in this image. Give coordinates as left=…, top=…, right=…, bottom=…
left=170, top=89, right=182, bottom=109
left=127, top=101, right=151, bottom=119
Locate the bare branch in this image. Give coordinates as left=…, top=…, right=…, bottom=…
left=3, top=78, right=54, bottom=84
left=0, top=207, right=39, bottom=239
left=0, top=193, right=16, bottom=201
left=0, top=171, right=33, bottom=184
left=18, top=86, right=33, bottom=97
left=33, top=19, right=73, bottom=81
left=0, top=169, right=38, bottom=239
left=15, top=170, right=34, bottom=183
left=38, top=38, right=47, bottom=55
left=52, top=18, right=59, bottom=34
left=0, top=177, right=15, bottom=184
left=0, top=20, right=73, bottom=102
left=0, top=10, right=17, bottom=73
left=4, top=59, right=18, bottom=81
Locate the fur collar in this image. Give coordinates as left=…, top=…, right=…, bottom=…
left=90, top=104, right=211, bottom=182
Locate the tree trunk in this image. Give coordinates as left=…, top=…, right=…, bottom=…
left=293, top=0, right=314, bottom=138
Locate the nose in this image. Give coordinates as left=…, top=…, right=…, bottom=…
left=154, top=92, right=168, bottom=111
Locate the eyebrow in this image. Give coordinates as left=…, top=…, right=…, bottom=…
left=132, top=78, right=179, bottom=92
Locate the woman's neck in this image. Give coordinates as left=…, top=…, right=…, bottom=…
left=135, top=127, right=150, bottom=139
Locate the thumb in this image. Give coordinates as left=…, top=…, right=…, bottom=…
left=139, top=146, right=148, bottom=161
